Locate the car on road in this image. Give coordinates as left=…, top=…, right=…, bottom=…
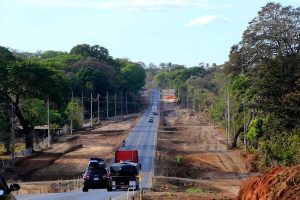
left=82, top=160, right=109, bottom=192
left=0, top=175, right=20, bottom=200
left=148, top=118, right=153, bottom=123
left=88, top=157, right=105, bottom=168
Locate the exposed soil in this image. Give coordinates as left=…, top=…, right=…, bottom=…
left=8, top=117, right=137, bottom=182
left=236, top=165, right=300, bottom=200
left=153, top=101, right=256, bottom=199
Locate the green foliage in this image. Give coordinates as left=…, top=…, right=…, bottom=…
left=0, top=43, right=146, bottom=149
left=65, top=100, right=83, bottom=130
left=70, top=44, right=112, bottom=64
left=40, top=50, right=67, bottom=59
left=185, top=187, right=204, bottom=194
left=40, top=54, right=82, bottom=69
left=121, top=63, right=146, bottom=93
left=209, top=95, right=226, bottom=124
left=260, top=133, right=300, bottom=168
left=0, top=115, right=11, bottom=154
left=7, top=60, right=69, bottom=103
left=76, top=68, right=109, bottom=94
left=153, top=71, right=169, bottom=88
left=246, top=118, right=263, bottom=143
left=175, top=155, right=185, bottom=165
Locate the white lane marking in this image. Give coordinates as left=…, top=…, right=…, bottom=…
left=112, top=192, right=133, bottom=200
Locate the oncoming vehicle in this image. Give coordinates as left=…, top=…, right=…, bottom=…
left=148, top=118, right=153, bottom=123
left=0, top=175, right=20, bottom=200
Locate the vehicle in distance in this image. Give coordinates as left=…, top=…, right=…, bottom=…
left=82, top=158, right=109, bottom=192
left=0, top=175, right=20, bottom=200
left=148, top=118, right=153, bottom=123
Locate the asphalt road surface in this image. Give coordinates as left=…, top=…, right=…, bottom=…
left=17, top=89, right=160, bottom=200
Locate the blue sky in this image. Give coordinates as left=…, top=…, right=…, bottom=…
left=0, top=0, right=299, bottom=66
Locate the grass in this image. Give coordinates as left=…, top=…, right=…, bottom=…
left=185, top=187, right=205, bottom=194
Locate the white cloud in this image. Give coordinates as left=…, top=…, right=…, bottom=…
left=25, top=0, right=210, bottom=10
left=186, top=15, right=226, bottom=27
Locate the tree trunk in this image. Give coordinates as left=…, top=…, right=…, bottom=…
left=12, top=102, right=33, bottom=149
left=231, top=126, right=244, bottom=148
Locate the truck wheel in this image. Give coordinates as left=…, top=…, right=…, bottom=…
left=107, top=186, right=112, bottom=192
left=82, top=187, right=88, bottom=192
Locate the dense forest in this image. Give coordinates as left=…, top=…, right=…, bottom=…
left=0, top=44, right=146, bottom=151
left=151, top=2, right=300, bottom=168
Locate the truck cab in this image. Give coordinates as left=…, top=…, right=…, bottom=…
left=107, top=161, right=140, bottom=191
left=107, top=150, right=141, bottom=191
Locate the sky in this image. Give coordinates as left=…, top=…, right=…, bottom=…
left=0, top=0, right=299, bottom=67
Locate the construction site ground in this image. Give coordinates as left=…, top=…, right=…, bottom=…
left=4, top=116, right=138, bottom=194
left=145, top=102, right=257, bottom=199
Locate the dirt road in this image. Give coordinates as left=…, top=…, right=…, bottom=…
left=154, top=103, right=255, bottom=198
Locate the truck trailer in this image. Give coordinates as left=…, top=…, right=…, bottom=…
left=107, top=150, right=141, bottom=191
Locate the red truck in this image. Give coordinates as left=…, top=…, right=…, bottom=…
left=107, top=150, right=141, bottom=191
left=115, top=150, right=139, bottom=163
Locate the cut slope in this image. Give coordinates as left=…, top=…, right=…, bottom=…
left=236, top=165, right=300, bottom=200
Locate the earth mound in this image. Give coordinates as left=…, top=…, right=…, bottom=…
left=236, top=165, right=300, bottom=200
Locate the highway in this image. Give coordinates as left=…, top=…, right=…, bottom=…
left=17, top=89, right=160, bottom=200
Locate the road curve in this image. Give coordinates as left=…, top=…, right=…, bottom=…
left=17, top=89, right=160, bottom=200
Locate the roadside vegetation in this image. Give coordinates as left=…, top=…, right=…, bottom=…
left=0, top=44, right=146, bottom=152
left=151, top=2, right=300, bottom=169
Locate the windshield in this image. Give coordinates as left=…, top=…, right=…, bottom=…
left=85, top=168, right=107, bottom=176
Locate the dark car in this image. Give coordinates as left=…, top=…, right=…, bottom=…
left=0, top=175, right=20, bottom=200
left=88, top=158, right=105, bottom=168
left=148, top=118, right=153, bottom=123
left=82, top=166, right=109, bottom=192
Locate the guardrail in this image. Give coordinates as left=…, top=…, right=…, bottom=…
left=1, top=159, right=14, bottom=169
left=14, top=148, right=32, bottom=157
left=15, top=177, right=84, bottom=195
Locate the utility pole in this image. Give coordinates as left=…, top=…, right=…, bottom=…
left=47, top=98, right=50, bottom=147
left=178, top=88, right=180, bottom=105
left=71, top=91, right=73, bottom=135
left=82, top=91, right=84, bottom=127
left=106, top=92, right=109, bottom=119
left=126, top=92, right=128, bottom=114
left=114, top=93, right=117, bottom=117
left=90, top=93, right=93, bottom=127
left=186, top=94, right=189, bottom=109
left=243, top=102, right=247, bottom=149
left=227, top=92, right=230, bottom=146
left=11, top=105, right=15, bottom=160
left=97, top=93, right=100, bottom=124
left=121, top=92, right=123, bottom=116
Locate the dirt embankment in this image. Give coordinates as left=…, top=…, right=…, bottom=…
left=153, top=102, right=254, bottom=199
left=11, top=117, right=137, bottom=182
left=236, top=165, right=300, bottom=200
